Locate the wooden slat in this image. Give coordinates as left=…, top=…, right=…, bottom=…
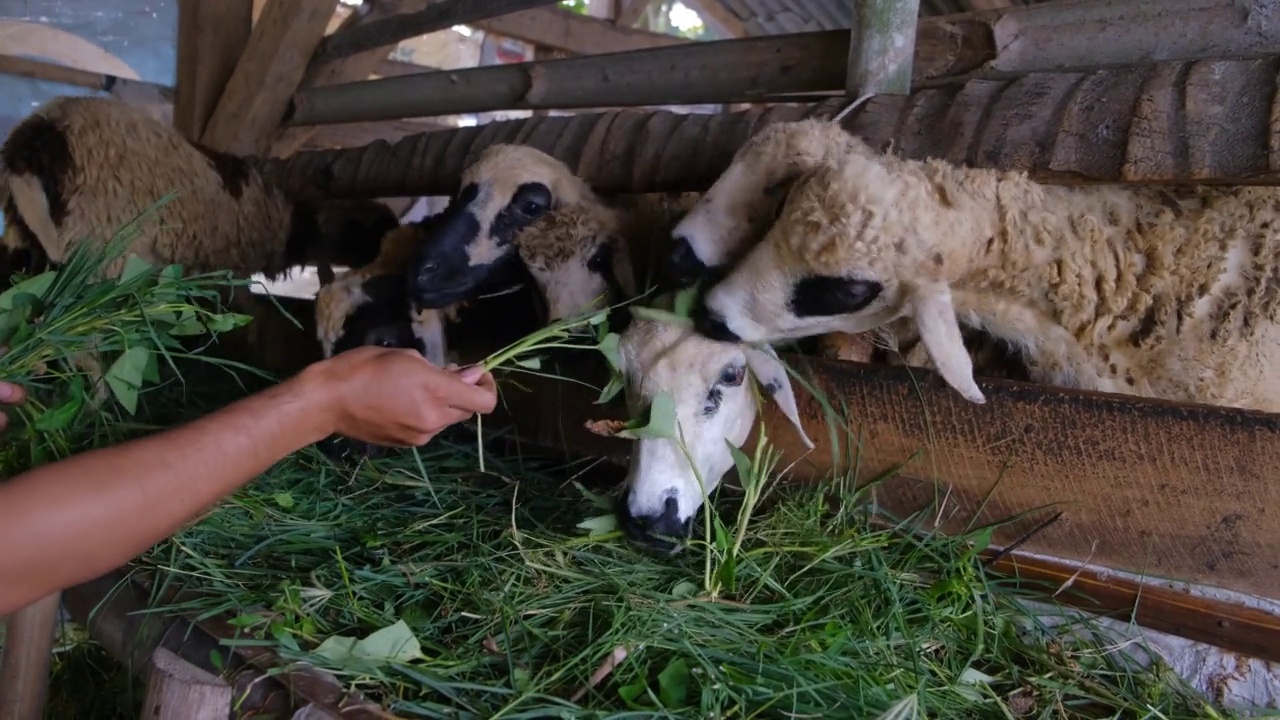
left=614, top=0, right=656, bottom=28
left=173, top=0, right=253, bottom=140
left=314, top=0, right=563, bottom=63
left=0, top=592, right=61, bottom=720
left=271, top=0, right=436, bottom=158
left=847, top=0, right=922, bottom=97
left=200, top=0, right=336, bottom=156
left=141, top=648, right=232, bottom=720
left=472, top=6, right=690, bottom=55
left=287, top=25, right=989, bottom=126
left=260, top=58, right=1280, bottom=198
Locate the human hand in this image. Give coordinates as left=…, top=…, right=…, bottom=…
left=0, top=346, right=26, bottom=432
left=300, top=346, right=498, bottom=448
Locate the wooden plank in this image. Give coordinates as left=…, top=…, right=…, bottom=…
left=260, top=57, right=1280, bottom=199
left=200, top=0, right=336, bottom=156
left=314, top=0, right=562, bottom=64
left=173, top=0, right=253, bottom=140
left=615, top=0, right=656, bottom=28
left=287, top=24, right=989, bottom=125
left=0, top=592, right=60, bottom=720
left=680, top=0, right=751, bottom=38
left=141, top=648, right=232, bottom=720
left=271, top=0, right=436, bottom=159
left=847, top=0, right=922, bottom=97
left=472, top=6, right=691, bottom=55
left=0, top=54, right=171, bottom=96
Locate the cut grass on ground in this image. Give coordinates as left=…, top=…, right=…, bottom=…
left=105, top=367, right=1226, bottom=720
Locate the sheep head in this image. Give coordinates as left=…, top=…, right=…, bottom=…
left=611, top=315, right=813, bottom=554
left=516, top=202, right=636, bottom=323
left=691, top=151, right=987, bottom=405
left=669, top=118, right=871, bottom=288
left=315, top=271, right=447, bottom=365
left=407, top=144, right=595, bottom=310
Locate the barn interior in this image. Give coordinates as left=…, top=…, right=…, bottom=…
left=1, top=0, right=1279, bottom=718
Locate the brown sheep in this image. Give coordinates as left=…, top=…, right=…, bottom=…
left=1, top=95, right=396, bottom=280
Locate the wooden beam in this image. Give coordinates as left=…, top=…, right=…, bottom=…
left=200, top=0, right=336, bottom=156
left=0, top=54, right=173, bottom=99
left=472, top=6, right=690, bottom=55
left=0, top=592, right=60, bottom=720
left=173, top=0, right=253, bottom=140
left=271, top=0, right=436, bottom=159
left=615, top=0, right=655, bottom=27
left=141, top=648, right=232, bottom=720
left=260, top=56, right=1280, bottom=199
left=848, top=0, right=922, bottom=97
left=287, top=25, right=987, bottom=125
left=314, top=0, right=563, bottom=64
left=680, top=0, right=750, bottom=38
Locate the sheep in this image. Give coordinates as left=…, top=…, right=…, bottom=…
left=313, top=214, right=544, bottom=462
left=608, top=310, right=814, bottom=552
left=1, top=95, right=396, bottom=280
left=691, top=138, right=1280, bottom=413
left=404, top=142, right=698, bottom=315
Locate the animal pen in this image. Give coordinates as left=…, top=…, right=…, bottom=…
left=1, top=0, right=1280, bottom=717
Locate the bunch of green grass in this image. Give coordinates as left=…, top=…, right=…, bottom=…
left=0, top=195, right=258, bottom=469
left=133, top=423, right=1224, bottom=719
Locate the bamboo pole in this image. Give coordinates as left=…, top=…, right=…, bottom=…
left=0, top=592, right=61, bottom=720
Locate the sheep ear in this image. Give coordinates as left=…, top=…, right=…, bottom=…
left=911, top=284, right=985, bottom=404
left=411, top=308, right=448, bottom=367
left=744, top=345, right=815, bottom=450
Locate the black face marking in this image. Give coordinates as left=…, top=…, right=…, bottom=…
left=490, top=182, right=552, bottom=247
left=692, top=302, right=740, bottom=343
left=284, top=200, right=323, bottom=271
left=703, top=362, right=746, bottom=417
left=762, top=380, right=781, bottom=397
left=669, top=235, right=706, bottom=289
left=1, top=115, right=74, bottom=226
left=189, top=141, right=252, bottom=199
left=618, top=493, right=694, bottom=554
left=332, top=274, right=423, bottom=357
left=788, top=275, right=883, bottom=318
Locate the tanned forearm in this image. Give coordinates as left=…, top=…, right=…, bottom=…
left=0, top=372, right=335, bottom=615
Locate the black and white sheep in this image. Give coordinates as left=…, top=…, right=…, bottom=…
left=692, top=137, right=1280, bottom=412
left=1, top=95, right=396, bottom=279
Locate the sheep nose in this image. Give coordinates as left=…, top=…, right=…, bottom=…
left=669, top=236, right=707, bottom=288
left=619, top=495, right=693, bottom=553
left=692, top=302, right=740, bottom=343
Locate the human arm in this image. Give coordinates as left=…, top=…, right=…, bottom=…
left=0, top=347, right=496, bottom=615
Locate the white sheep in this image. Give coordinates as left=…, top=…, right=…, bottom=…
left=405, top=142, right=698, bottom=315
left=693, top=138, right=1280, bottom=412
left=607, top=311, right=813, bottom=552
left=1, top=95, right=397, bottom=279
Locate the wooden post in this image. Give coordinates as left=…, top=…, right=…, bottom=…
left=847, top=0, right=922, bottom=97
left=140, top=648, right=232, bottom=720
left=173, top=0, right=253, bottom=140
left=0, top=592, right=61, bottom=720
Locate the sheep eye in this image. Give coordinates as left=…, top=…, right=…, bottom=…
left=718, top=364, right=745, bottom=387
left=521, top=200, right=546, bottom=216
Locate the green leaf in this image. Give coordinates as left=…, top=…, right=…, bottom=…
left=595, top=374, right=624, bottom=405
left=511, top=665, right=531, bottom=693
left=513, top=355, right=542, bottom=370
left=618, top=679, right=648, bottom=705
left=118, top=254, right=155, bottom=283
left=313, top=619, right=425, bottom=668
left=672, top=285, right=700, bottom=318
left=670, top=580, right=698, bottom=599
left=576, top=513, right=619, bottom=536
left=206, top=312, right=253, bottom=333
left=657, top=658, right=691, bottom=708
left=33, top=393, right=84, bottom=432
left=104, top=346, right=150, bottom=415
left=573, top=481, right=616, bottom=511
left=0, top=270, right=57, bottom=311
left=596, top=332, right=622, bottom=371
left=616, top=392, right=677, bottom=440
left=727, top=440, right=755, bottom=492
left=273, top=492, right=295, bottom=510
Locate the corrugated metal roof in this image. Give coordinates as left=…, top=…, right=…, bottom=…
left=704, top=0, right=1058, bottom=36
